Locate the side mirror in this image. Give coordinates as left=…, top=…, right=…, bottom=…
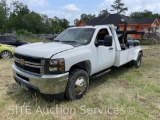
left=97, top=35, right=112, bottom=47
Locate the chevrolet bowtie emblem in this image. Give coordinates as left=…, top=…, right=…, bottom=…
left=19, top=59, right=25, bottom=66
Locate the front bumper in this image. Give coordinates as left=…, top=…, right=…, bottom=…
left=12, top=64, right=69, bottom=95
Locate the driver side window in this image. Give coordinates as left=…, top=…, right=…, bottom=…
left=97, top=29, right=109, bottom=40
left=95, top=28, right=109, bottom=44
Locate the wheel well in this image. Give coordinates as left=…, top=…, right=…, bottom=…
left=69, top=61, right=91, bottom=75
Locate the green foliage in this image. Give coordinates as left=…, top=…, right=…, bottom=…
left=20, top=36, right=49, bottom=43
left=80, top=13, right=96, bottom=20
left=98, top=9, right=110, bottom=16
left=0, top=1, right=70, bottom=34
left=11, top=1, right=30, bottom=15
left=74, top=19, right=79, bottom=25
left=111, top=0, right=128, bottom=14
left=22, top=12, right=44, bottom=33
left=0, top=29, right=5, bottom=34
left=140, top=38, right=157, bottom=45
left=130, top=10, right=160, bottom=19
left=52, top=16, right=69, bottom=33
left=7, top=1, right=30, bottom=32
left=16, top=29, right=33, bottom=37
left=0, top=0, right=10, bottom=33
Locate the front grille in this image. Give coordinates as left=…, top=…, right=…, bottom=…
left=14, top=53, right=44, bottom=75
left=15, top=62, right=41, bottom=74
left=14, top=53, right=41, bottom=64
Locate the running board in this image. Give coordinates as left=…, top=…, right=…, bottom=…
left=91, top=69, right=111, bottom=79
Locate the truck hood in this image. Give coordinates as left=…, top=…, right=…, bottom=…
left=15, top=42, right=74, bottom=58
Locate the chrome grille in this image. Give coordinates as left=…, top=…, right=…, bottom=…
left=14, top=53, right=44, bottom=75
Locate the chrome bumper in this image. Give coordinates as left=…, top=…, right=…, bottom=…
left=12, top=64, right=69, bottom=94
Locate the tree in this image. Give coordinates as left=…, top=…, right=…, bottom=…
left=80, top=14, right=96, bottom=20
left=11, top=1, right=30, bottom=16
left=0, top=0, right=71, bottom=34
left=41, top=15, right=53, bottom=33
left=52, top=16, right=70, bottom=34
left=0, top=0, right=10, bottom=33
left=8, top=1, right=30, bottom=32
left=59, top=18, right=70, bottom=29
left=98, top=9, right=110, bottom=16
left=111, top=0, right=128, bottom=14
left=130, top=10, right=160, bottom=19
left=22, top=12, right=43, bottom=33
left=74, top=19, right=79, bottom=25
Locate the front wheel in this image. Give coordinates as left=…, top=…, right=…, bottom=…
left=1, top=50, right=12, bottom=59
left=65, top=69, right=89, bottom=100
left=133, top=52, right=142, bottom=68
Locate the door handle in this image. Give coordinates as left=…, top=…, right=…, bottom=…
left=109, top=47, right=114, bottom=50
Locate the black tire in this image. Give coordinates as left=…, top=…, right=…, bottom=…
left=133, top=52, right=142, bottom=68
left=65, top=69, right=89, bottom=100
left=1, top=50, right=12, bottom=59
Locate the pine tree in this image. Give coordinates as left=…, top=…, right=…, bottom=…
left=111, top=0, right=128, bottom=14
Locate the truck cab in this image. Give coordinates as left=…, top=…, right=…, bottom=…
left=12, top=25, right=142, bottom=100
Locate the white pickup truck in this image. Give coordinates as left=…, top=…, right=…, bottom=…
left=12, top=25, right=143, bottom=100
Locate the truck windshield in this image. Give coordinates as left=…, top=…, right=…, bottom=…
left=54, top=28, right=95, bottom=45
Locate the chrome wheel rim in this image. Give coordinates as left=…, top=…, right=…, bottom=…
left=2, top=51, right=11, bottom=58
left=75, top=76, right=87, bottom=95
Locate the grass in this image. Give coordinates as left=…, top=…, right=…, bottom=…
left=17, top=35, right=51, bottom=43
left=140, top=38, right=157, bottom=45
left=0, top=45, right=160, bottom=120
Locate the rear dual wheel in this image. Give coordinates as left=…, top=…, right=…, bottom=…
left=133, top=52, right=142, bottom=68
left=126, top=52, right=142, bottom=68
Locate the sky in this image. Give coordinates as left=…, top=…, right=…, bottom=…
left=6, top=0, right=160, bottom=25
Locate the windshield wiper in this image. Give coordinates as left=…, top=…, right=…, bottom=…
left=61, top=41, right=77, bottom=43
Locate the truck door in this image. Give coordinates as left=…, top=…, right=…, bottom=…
left=92, top=28, right=116, bottom=73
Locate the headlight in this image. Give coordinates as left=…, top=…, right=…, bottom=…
left=45, top=58, right=65, bottom=74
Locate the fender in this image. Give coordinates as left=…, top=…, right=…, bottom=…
left=51, top=45, right=93, bottom=73
left=133, top=46, right=143, bottom=61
